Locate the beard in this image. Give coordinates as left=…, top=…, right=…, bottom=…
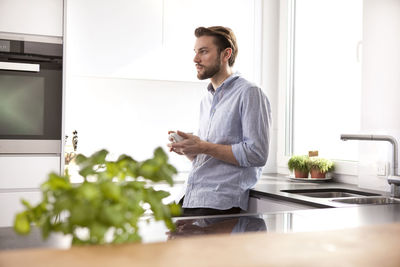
left=196, top=55, right=221, bottom=80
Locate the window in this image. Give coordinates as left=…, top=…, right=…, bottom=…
left=289, top=0, right=363, bottom=161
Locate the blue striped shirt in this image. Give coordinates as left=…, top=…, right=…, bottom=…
left=183, top=73, right=271, bottom=210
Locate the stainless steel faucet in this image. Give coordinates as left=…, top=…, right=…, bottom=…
left=340, top=134, right=400, bottom=198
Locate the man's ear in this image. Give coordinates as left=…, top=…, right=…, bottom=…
left=222, top=48, right=232, bottom=63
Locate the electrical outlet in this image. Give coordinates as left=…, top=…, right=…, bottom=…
left=376, top=162, right=387, bottom=176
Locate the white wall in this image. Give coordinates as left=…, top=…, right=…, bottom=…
left=358, top=0, right=400, bottom=191
left=261, top=0, right=279, bottom=173
left=276, top=0, right=292, bottom=175
left=65, top=76, right=205, bottom=173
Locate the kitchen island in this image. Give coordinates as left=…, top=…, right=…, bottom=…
left=1, top=175, right=400, bottom=266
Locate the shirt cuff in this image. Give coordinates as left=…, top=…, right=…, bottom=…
left=232, top=143, right=249, bottom=167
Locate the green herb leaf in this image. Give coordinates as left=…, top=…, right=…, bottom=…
left=76, top=182, right=101, bottom=202
left=100, top=181, right=121, bottom=201
left=100, top=203, right=125, bottom=227
left=14, top=212, right=31, bottom=235
left=69, top=202, right=96, bottom=226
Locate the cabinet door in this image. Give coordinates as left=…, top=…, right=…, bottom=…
left=66, top=0, right=163, bottom=77
left=0, top=191, right=41, bottom=227
left=248, top=196, right=316, bottom=213
left=0, top=0, right=63, bottom=37
left=0, top=156, right=60, bottom=189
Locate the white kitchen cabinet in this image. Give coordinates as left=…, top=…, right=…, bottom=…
left=65, top=0, right=258, bottom=81
left=0, top=156, right=60, bottom=227
left=65, top=0, right=163, bottom=77
left=0, top=156, right=60, bottom=189
left=247, top=196, right=317, bottom=213
left=0, top=0, right=63, bottom=37
left=0, top=191, right=42, bottom=227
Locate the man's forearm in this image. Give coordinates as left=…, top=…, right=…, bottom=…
left=200, top=141, right=239, bottom=166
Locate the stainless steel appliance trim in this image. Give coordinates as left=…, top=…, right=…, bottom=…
left=0, top=61, right=40, bottom=72
left=0, top=31, right=63, bottom=44
left=0, top=140, right=61, bottom=154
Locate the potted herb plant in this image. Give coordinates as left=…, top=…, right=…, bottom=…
left=308, top=157, right=334, bottom=178
left=13, top=147, right=181, bottom=245
left=288, top=155, right=310, bottom=178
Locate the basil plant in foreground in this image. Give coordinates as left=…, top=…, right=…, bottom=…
left=14, top=147, right=181, bottom=245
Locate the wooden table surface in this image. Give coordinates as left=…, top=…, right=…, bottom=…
left=1, top=223, right=400, bottom=267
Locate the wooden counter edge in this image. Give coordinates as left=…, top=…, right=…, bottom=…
left=1, top=222, right=400, bottom=267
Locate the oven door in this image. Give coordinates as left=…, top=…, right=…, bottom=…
left=0, top=59, right=62, bottom=154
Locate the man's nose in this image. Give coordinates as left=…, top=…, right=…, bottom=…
left=193, top=53, right=200, bottom=63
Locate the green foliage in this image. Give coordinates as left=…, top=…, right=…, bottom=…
left=287, top=155, right=310, bottom=172
left=308, top=157, right=335, bottom=173
left=13, top=147, right=181, bottom=245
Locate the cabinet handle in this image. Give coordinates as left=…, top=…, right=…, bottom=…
left=0, top=62, right=40, bottom=72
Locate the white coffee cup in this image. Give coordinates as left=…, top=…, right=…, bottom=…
left=169, top=132, right=184, bottom=143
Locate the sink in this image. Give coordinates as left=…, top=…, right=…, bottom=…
left=331, top=197, right=400, bottom=205
left=281, top=188, right=380, bottom=198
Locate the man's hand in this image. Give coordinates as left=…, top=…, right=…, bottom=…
left=167, top=130, right=197, bottom=161
left=167, top=130, right=239, bottom=166
left=168, top=131, right=204, bottom=154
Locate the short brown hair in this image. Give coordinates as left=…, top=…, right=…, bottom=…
left=194, top=26, right=238, bottom=67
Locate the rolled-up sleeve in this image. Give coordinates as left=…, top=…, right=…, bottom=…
left=232, top=87, right=271, bottom=167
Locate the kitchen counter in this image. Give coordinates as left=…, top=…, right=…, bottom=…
left=2, top=175, right=400, bottom=266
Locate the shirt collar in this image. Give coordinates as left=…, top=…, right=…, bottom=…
left=207, top=72, right=240, bottom=95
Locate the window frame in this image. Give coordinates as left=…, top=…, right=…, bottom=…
left=277, top=0, right=359, bottom=179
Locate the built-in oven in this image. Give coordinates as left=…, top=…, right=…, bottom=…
left=0, top=38, right=62, bottom=153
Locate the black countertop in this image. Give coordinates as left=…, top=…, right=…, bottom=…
left=2, top=175, right=400, bottom=251
left=250, top=174, right=391, bottom=208
left=3, top=204, right=400, bottom=251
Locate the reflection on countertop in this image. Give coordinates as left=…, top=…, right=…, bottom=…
left=167, top=215, right=266, bottom=240
left=2, top=203, right=400, bottom=251
left=0, top=227, right=71, bottom=251
left=0, top=215, right=267, bottom=250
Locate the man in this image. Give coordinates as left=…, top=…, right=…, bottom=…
left=168, top=26, right=271, bottom=216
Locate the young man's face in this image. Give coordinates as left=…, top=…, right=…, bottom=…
left=193, top=35, right=222, bottom=80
